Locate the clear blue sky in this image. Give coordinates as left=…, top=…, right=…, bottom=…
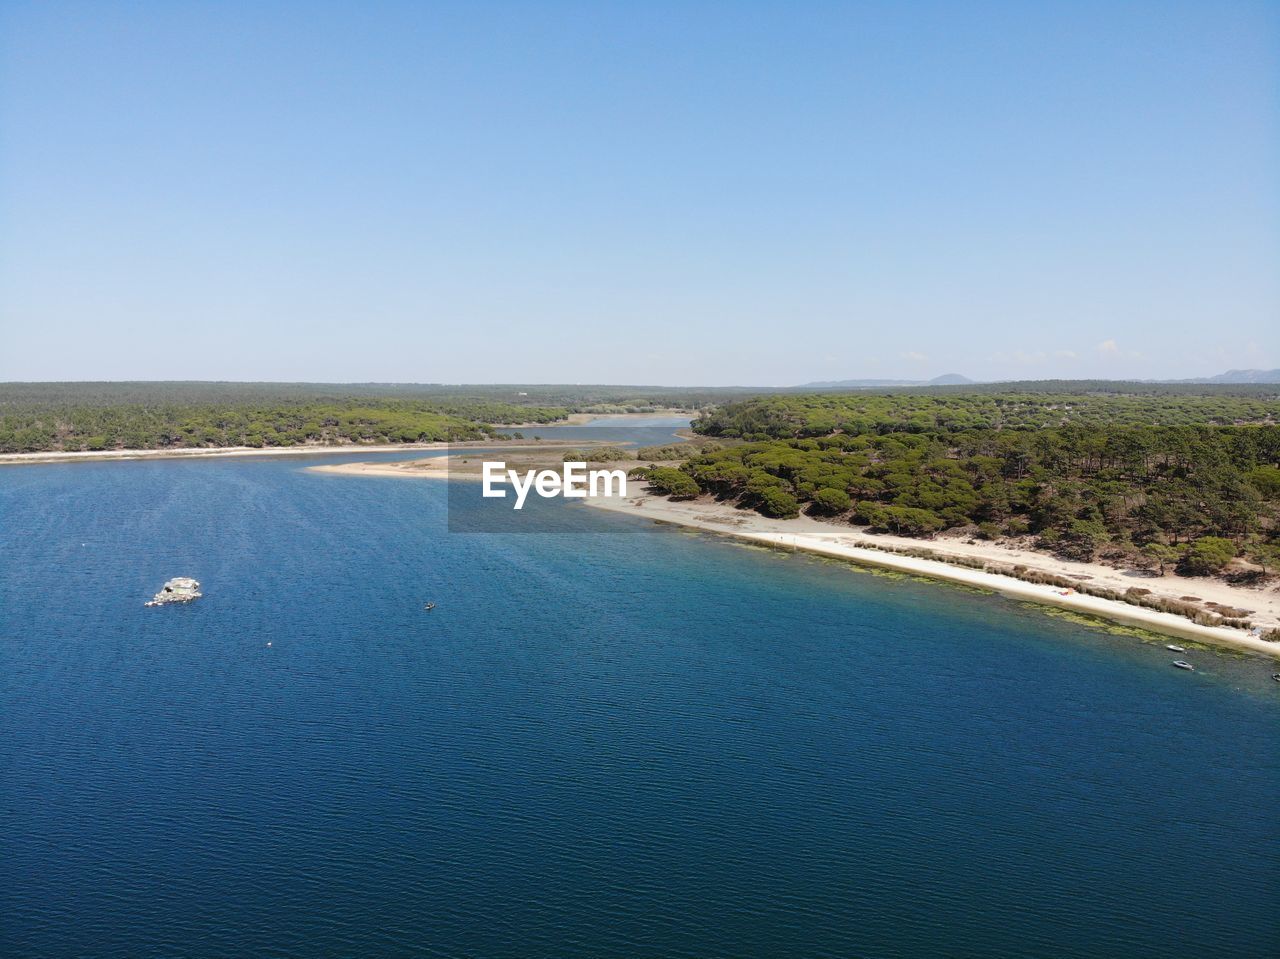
left=1, top=1, right=1276, bottom=385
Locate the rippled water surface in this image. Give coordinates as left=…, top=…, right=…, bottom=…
left=2, top=426, right=1277, bottom=958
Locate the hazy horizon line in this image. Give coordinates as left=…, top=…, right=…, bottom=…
left=3, top=371, right=1278, bottom=390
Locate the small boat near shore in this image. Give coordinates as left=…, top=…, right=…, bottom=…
left=423, top=602, right=436, bottom=611
left=1166, top=644, right=1185, bottom=653
left=1172, top=660, right=1194, bottom=671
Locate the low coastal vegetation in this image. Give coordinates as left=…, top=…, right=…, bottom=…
left=635, top=387, right=1280, bottom=594
left=634, top=441, right=726, bottom=460
left=560, top=447, right=633, bottom=462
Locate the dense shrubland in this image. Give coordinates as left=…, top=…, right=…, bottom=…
left=560, top=447, right=632, bottom=462
left=634, top=441, right=725, bottom=460
left=635, top=390, right=1280, bottom=574
left=695, top=391, right=1280, bottom=439
left=0, top=380, right=754, bottom=452
left=0, top=384, right=568, bottom=452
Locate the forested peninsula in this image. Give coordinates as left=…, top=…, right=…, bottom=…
left=0, top=381, right=754, bottom=453
left=0, top=383, right=570, bottom=452
left=638, top=387, right=1280, bottom=583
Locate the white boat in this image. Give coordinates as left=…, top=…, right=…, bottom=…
left=145, top=577, right=202, bottom=607
left=1172, top=660, right=1194, bottom=671
left=1166, top=644, right=1186, bottom=653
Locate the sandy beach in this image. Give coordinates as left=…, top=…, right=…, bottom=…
left=307, top=448, right=651, bottom=482
left=0, top=440, right=578, bottom=467
left=0, top=441, right=450, bottom=466
left=309, top=456, right=483, bottom=479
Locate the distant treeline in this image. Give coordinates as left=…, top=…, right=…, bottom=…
left=0, top=381, right=757, bottom=411
left=13, top=378, right=1269, bottom=417
left=0, top=385, right=568, bottom=452
left=0, top=381, right=766, bottom=453
left=636, top=390, right=1280, bottom=574
left=808, top=379, right=1280, bottom=397
left=694, top=391, right=1280, bottom=438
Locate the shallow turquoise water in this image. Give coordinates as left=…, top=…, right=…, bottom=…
left=1, top=430, right=1277, bottom=957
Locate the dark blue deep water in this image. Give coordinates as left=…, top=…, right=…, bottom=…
left=2, top=425, right=1278, bottom=958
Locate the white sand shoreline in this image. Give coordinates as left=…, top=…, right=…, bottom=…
left=0, top=427, right=646, bottom=467
left=309, top=457, right=486, bottom=480
left=0, top=441, right=461, bottom=466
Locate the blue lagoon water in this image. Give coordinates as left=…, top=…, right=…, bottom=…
left=2, top=431, right=1277, bottom=957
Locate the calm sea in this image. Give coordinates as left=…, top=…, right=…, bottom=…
left=2, top=420, right=1277, bottom=958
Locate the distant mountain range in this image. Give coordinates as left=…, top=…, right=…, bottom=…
left=1173, top=369, right=1280, bottom=384
left=795, top=369, right=1280, bottom=388
left=798, top=373, right=975, bottom=389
